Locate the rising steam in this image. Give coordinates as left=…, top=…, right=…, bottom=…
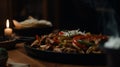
left=90, top=0, right=120, bottom=49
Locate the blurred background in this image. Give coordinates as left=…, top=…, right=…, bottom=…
left=0, top=0, right=120, bottom=35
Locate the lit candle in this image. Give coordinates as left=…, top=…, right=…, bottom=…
left=4, top=19, right=13, bottom=36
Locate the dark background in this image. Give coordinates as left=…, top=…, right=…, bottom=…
left=0, top=0, right=120, bottom=35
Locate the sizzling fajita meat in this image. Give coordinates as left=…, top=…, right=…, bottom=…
left=30, top=30, right=108, bottom=54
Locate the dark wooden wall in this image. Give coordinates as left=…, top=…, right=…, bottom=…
left=0, top=0, right=120, bottom=35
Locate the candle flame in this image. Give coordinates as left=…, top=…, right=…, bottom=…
left=6, top=19, right=10, bottom=28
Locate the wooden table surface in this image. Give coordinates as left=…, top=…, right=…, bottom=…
left=7, top=43, right=107, bottom=67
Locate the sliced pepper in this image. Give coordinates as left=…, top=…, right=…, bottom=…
left=77, top=40, right=94, bottom=46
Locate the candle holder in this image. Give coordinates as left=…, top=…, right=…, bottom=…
left=0, top=36, right=16, bottom=50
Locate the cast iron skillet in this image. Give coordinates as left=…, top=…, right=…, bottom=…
left=24, top=42, right=107, bottom=66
